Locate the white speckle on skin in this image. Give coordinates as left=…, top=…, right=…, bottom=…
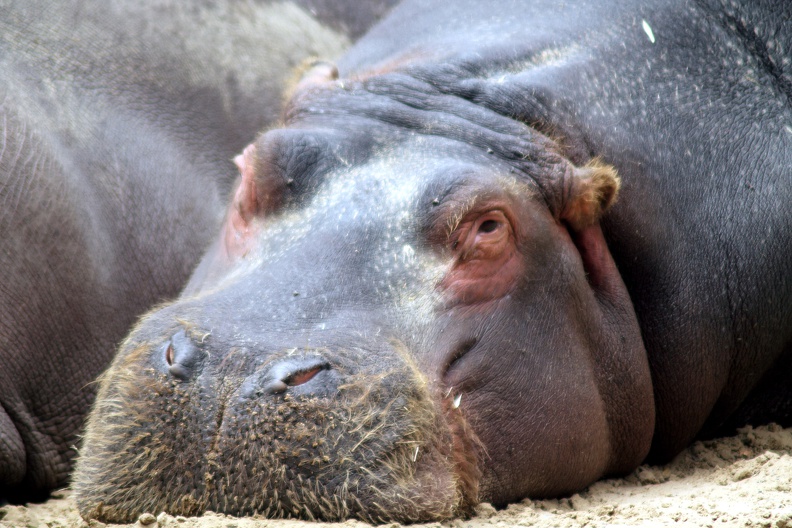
left=452, top=393, right=462, bottom=409
left=401, top=244, right=416, bottom=265
left=642, top=19, right=656, bottom=44
left=479, top=45, right=580, bottom=81
left=412, top=446, right=419, bottom=462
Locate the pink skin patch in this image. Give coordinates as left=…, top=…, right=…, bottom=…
left=439, top=208, right=524, bottom=306
left=223, top=144, right=261, bottom=261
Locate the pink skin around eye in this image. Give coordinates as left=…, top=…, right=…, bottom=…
left=439, top=210, right=524, bottom=305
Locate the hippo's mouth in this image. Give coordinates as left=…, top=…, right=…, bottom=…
left=74, top=338, right=481, bottom=523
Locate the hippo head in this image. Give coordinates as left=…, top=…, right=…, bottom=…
left=74, top=63, right=654, bottom=523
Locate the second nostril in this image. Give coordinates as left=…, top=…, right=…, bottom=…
left=268, top=359, right=329, bottom=392
left=164, top=330, right=205, bottom=380
left=241, top=356, right=335, bottom=399
left=286, top=365, right=324, bottom=386
left=261, top=365, right=325, bottom=395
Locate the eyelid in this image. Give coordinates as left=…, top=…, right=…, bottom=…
left=425, top=186, right=520, bottom=252
left=473, top=211, right=508, bottom=233
left=450, top=208, right=513, bottom=259
left=447, top=205, right=506, bottom=238
left=477, top=219, right=500, bottom=233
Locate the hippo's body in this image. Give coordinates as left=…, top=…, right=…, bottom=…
left=75, top=0, right=792, bottom=523
left=0, top=0, right=397, bottom=501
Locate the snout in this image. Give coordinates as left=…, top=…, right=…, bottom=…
left=74, top=324, right=477, bottom=524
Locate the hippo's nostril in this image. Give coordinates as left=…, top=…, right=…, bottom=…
left=241, top=356, right=337, bottom=400
left=163, top=330, right=205, bottom=380
left=268, top=358, right=330, bottom=388
left=256, top=367, right=324, bottom=395
left=285, top=365, right=324, bottom=387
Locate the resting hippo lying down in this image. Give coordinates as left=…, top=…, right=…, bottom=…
left=0, top=0, right=394, bottom=502
left=74, top=0, right=792, bottom=523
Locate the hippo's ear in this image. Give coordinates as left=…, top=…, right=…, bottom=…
left=285, top=60, right=339, bottom=102
left=231, top=145, right=261, bottom=223
left=561, top=160, right=620, bottom=231
left=561, top=160, right=623, bottom=299
left=223, top=144, right=264, bottom=259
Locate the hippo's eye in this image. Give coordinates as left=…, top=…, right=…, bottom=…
left=477, top=219, right=500, bottom=234
left=463, top=210, right=512, bottom=257
left=447, top=209, right=513, bottom=258
left=439, top=206, right=522, bottom=305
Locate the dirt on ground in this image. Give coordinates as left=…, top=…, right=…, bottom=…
left=3, top=424, right=792, bottom=528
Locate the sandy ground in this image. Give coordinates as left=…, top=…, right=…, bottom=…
left=3, top=424, right=792, bottom=528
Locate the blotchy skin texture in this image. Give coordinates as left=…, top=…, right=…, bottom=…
left=0, top=0, right=397, bottom=501
left=75, top=0, right=792, bottom=523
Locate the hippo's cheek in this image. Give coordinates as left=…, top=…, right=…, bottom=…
left=450, top=364, right=611, bottom=501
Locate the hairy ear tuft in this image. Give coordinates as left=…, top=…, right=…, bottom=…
left=563, top=160, right=620, bottom=231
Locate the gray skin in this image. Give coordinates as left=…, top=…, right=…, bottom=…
left=74, top=0, right=792, bottom=523
left=0, top=0, right=397, bottom=501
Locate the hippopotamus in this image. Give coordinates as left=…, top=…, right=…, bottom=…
left=74, top=0, right=792, bottom=522
left=0, top=0, right=397, bottom=502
